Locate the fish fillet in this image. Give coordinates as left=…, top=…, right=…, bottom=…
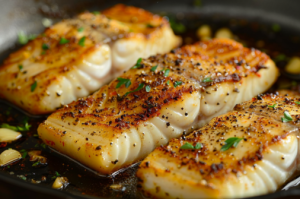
left=0, top=4, right=181, bottom=114
left=137, top=93, right=300, bottom=198
left=38, top=38, right=278, bottom=175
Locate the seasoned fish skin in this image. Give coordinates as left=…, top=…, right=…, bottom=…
left=137, top=93, right=300, bottom=198
left=0, top=4, right=180, bottom=115
left=38, top=39, right=278, bottom=175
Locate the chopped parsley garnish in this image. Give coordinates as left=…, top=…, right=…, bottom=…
left=18, top=175, right=27, bottom=181
left=59, top=37, right=70, bottom=45
left=272, top=24, right=280, bottom=32
left=203, top=77, right=213, bottom=83
left=124, top=83, right=144, bottom=97
left=194, top=0, right=202, bottom=7
left=31, top=81, right=37, bottom=92
left=18, top=32, right=28, bottom=45
left=145, top=85, right=151, bottom=92
left=18, top=65, right=23, bottom=70
left=32, top=161, right=40, bottom=167
left=180, top=142, right=202, bottom=150
left=268, top=103, right=277, bottom=109
left=116, top=78, right=131, bottom=89
left=1, top=123, right=31, bottom=132
left=295, top=102, right=300, bottom=105
left=150, top=65, right=158, bottom=72
left=281, top=111, right=293, bottom=123
left=174, top=81, right=182, bottom=88
left=41, top=143, right=47, bottom=149
left=51, top=171, right=61, bottom=179
left=163, top=69, right=170, bottom=77
left=166, top=80, right=170, bottom=85
left=41, top=51, right=46, bottom=55
left=221, top=137, right=243, bottom=151
left=19, top=149, right=28, bottom=159
left=146, top=24, right=155, bottom=28
left=18, top=32, right=36, bottom=45
left=169, top=18, right=186, bottom=34
left=78, top=27, right=84, bottom=32
left=92, top=11, right=100, bottom=15
left=273, top=54, right=288, bottom=62
left=131, top=58, right=143, bottom=69
left=42, top=43, right=50, bottom=50
left=78, top=36, right=86, bottom=47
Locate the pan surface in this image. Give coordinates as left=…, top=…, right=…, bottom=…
left=1, top=0, right=300, bottom=198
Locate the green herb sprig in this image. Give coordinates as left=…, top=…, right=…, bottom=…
left=131, top=58, right=143, bottom=69
left=180, top=142, right=202, bottom=150
left=116, top=78, right=131, bottom=89
left=1, top=123, right=31, bottom=132
left=281, top=111, right=293, bottom=123
left=221, top=137, right=243, bottom=151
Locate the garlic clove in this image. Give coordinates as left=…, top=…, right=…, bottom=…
left=52, top=177, right=69, bottom=189
left=285, top=57, right=300, bottom=74
left=197, top=25, right=212, bottom=40
left=215, top=28, right=233, bottom=39
left=28, top=150, right=47, bottom=164
left=0, top=128, right=22, bottom=142
left=0, top=149, right=22, bottom=166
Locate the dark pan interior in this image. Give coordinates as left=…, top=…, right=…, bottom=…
left=1, top=0, right=300, bottom=198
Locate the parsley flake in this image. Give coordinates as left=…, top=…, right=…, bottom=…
left=268, top=104, right=277, bottom=109
left=19, top=149, right=28, bottom=159
left=32, top=161, right=40, bottom=167
left=166, top=80, right=170, bottom=85
left=221, top=137, right=243, bottom=151
left=116, top=78, right=131, bottom=89
left=31, top=81, right=37, bottom=92
left=124, top=83, right=144, bottom=97
left=163, top=69, right=170, bottom=77
left=146, top=24, right=155, bottom=28
left=281, top=111, right=293, bottom=123
left=174, top=81, right=182, bottom=88
left=18, top=32, right=37, bottom=45
left=42, top=43, right=49, bottom=50
left=203, top=77, right=213, bottom=83
left=296, top=102, right=300, bottom=105
left=59, top=37, right=69, bottom=45
left=180, top=142, right=202, bottom=150
left=1, top=123, right=31, bottom=132
left=18, top=65, right=23, bottom=70
left=92, top=11, right=100, bottom=15
left=150, top=65, right=158, bottom=72
left=131, top=58, right=143, bottom=69
left=145, top=85, right=151, bottom=92
left=78, top=27, right=84, bottom=32
left=41, top=143, right=47, bottom=149
left=78, top=36, right=86, bottom=47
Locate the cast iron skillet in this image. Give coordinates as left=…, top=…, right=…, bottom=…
left=1, top=0, right=300, bottom=198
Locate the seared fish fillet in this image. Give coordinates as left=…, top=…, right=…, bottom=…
left=0, top=4, right=180, bottom=114
left=38, top=39, right=278, bottom=175
left=278, top=89, right=300, bottom=98
left=137, top=94, right=300, bottom=199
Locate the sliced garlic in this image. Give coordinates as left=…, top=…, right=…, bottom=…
left=197, top=25, right=211, bottom=40
left=285, top=57, right=300, bottom=74
left=52, top=177, right=69, bottom=189
left=110, top=184, right=123, bottom=190
left=0, top=128, right=22, bottom=142
left=28, top=150, right=47, bottom=164
left=215, top=28, right=233, bottom=39
left=0, top=149, right=21, bottom=166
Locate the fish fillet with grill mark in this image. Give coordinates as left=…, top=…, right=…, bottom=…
left=0, top=4, right=181, bottom=115
left=38, top=38, right=278, bottom=175
left=137, top=94, right=300, bottom=199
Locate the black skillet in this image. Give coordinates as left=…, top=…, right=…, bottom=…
left=1, top=0, right=300, bottom=198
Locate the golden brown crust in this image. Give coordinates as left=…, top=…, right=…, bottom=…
left=0, top=4, right=177, bottom=115
left=137, top=94, right=300, bottom=196
left=48, top=38, right=273, bottom=136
